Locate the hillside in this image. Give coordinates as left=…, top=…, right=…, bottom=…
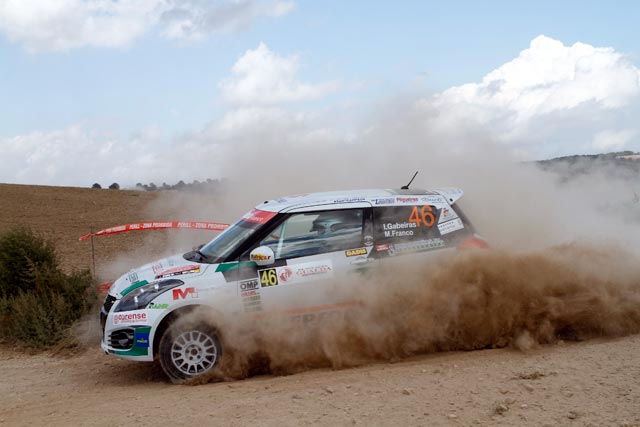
left=536, top=151, right=640, bottom=182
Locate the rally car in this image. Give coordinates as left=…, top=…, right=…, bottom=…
left=100, top=188, right=486, bottom=382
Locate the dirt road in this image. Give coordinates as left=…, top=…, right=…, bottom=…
left=1, top=335, right=638, bottom=427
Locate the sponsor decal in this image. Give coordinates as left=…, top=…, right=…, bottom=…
left=113, top=312, right=148, bottom=325
left=438, top=207, right=459, bottom=224
left=242, top=286, right=262, bottom=312
left=260, top=262, right=334, bottom=286
left=151, top=263, right=164, bottom=275
left=292, top=310, right=344, bottom=325
left=250, top=253, right=272, bottom=262
left=148, top=303, right=169, bottom=309
left=172, top=287, right=198, bottom=300
left=239, top=279, right=260, bottom=292
left=134, top=331, right=150, bottom=348
left=242, top=209, right=277, bottom=224
left=296, top=264, right=332, bottom=277
left=374, top=198, right=395, bottom=205
left=420, top=195, right=446, bottom=204
left=127, top=272, right=139, bottom=283
left=279, top=267, right=293, bottom=282
left=364, top=235, right=374, bottom=246
left=376, top=244, right=389, bottom=251
left=391, top=238, right=446, bottom=254
left=244, top=300, right=262, bottom=307
left=345, top=248, right=368, bottom=257
left=333, top=197, right=366, bottom=203
left=155, top=265, right=200, bottom=279
left=396, top=197, right=419, bottom=203
left=438, top=218, right=464, bottom=235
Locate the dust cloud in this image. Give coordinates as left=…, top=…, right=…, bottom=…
left=209, top=97, right=640, bottom=252
left=186, top=244, right=640, bottom=382
left=105, top=95, right=640, bottom=379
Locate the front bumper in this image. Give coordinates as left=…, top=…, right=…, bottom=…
left=101, top=325, right=153, bottom=359
left=100, top=294, right=155, bottom=361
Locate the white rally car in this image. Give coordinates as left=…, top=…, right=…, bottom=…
left=100, top=188, right=486, bottom=381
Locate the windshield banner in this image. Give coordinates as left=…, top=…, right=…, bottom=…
left=242, top=209, right=277, bottom=224
left=79, top=221, right=229, bottom=241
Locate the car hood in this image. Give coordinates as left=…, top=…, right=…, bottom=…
left=109, top=254, right=209, bottom=298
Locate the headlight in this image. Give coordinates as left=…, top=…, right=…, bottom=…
left=115, top=279, right=184, bottom=312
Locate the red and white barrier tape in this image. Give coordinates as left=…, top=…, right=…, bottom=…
left=79, top=221, right=229, bottom=241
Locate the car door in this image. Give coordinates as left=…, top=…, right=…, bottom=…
left=233, top=204, right=375, bottom=317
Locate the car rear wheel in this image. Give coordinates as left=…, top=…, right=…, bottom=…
left=158, top=320, right=222, bottom=383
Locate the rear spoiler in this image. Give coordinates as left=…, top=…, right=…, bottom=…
left=432, top=188, right=464, bottom=204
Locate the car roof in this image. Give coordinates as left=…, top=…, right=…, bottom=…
left=255, top=188, right=464, bottom=213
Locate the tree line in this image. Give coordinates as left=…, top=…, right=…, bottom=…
left=90, top=178, right=225, bottom=193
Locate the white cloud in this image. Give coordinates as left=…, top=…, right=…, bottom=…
left=592, top=129, right=638, bottom=151
left=435, top=35, right=640, bottom=120
left=219, top=42, right=339, bottom=105
left=0, top=0, right=293, bottom=52
left=3, top=35, right=640, bottom=187
left=161, top=0, right=294, bottom=41
left=426, top=35, right=640, bottom=157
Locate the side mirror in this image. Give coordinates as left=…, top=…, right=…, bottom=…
left=249, top=246, right=275, bottom=266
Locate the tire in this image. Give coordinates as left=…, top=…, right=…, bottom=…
left=158, top=319, right=222, bottom=383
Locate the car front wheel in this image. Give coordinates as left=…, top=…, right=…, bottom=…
left=158, top=320, right=222, bottom=383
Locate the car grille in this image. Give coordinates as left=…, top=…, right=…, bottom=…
left=103, top=294, right=116, bottom=313
left=100, top=294, right=117, bottom=333
left=109, top=328, right=135, bottom=350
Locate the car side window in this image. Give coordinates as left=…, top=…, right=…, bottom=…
left=250, top=209, right=364, bottom=260
left=373, top=204, right=447, bottom=254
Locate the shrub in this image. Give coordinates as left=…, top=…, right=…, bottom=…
left=0, top=227, right=57, bottom=298
left=0, top=227, right=95, bottom=347
left=91, top=183, right=102, bottom=189
left=108, top=182, right=120, bottom=190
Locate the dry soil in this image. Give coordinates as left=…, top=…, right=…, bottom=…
left=0, top=183, right=638, bottom=427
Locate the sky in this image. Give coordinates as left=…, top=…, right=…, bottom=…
left=0, top=0, right=639, bottom=187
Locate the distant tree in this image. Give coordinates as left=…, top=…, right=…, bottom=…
left=108, top=183, right=120, bottom=190
left=91, top=183, right=101, bottom=189
left=162, top=182, right=170, bottom=190
left=148, top=183, right=157, bottom=191
left=135, top=183, right=144, bottom=190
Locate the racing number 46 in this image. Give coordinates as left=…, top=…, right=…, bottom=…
left=260, top=269, right=278, bottom=287
left=409, top=205, right=435, bottom=227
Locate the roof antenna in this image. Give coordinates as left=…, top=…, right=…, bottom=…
left=401, top=171, right=418, bottom=190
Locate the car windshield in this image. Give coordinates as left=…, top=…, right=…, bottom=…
left=198, top=209, right=276, bottom=263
